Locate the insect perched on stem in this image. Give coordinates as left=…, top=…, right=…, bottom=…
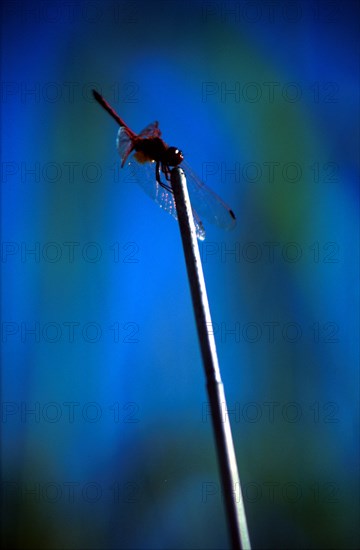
left=93, top=89, right=236, bottom=240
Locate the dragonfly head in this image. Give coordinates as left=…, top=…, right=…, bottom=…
left=166, top=147, right=184, bottom=166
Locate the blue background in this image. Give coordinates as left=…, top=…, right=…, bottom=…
left=1, top=0, right=359, bottom=548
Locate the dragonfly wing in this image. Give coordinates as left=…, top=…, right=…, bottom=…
left=138, top=121, right=162, bottom=139
left=181, top=160, right=236, bottom=231
left=117, top=127, right=134, bottom=166
left=191, top=209, right=206, bottom=241
left=123, top=155, right=205, bottom=240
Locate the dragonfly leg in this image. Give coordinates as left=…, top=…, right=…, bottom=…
left=163, top=164, right=171, bottom=182
left=156, top=161, right=173, bottom=193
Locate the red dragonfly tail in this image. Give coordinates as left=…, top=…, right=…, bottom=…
left=92, top=90, right=136, bottom=138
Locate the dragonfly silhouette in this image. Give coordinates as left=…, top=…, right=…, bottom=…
left=93, top=90, right=236, bottom=240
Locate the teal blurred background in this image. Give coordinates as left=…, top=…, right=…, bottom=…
left=1, top=0, right=359, bottom=548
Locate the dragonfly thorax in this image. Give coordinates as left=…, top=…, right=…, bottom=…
left=133, top=137, right=183, bottom=167
left=134, top=137, right=167, bottom=163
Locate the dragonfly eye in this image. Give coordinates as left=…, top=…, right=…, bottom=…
left=166, top=146, right=184, bottom=166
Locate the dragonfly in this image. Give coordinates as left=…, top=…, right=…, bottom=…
left=93, top=89, right=236, bottom=240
